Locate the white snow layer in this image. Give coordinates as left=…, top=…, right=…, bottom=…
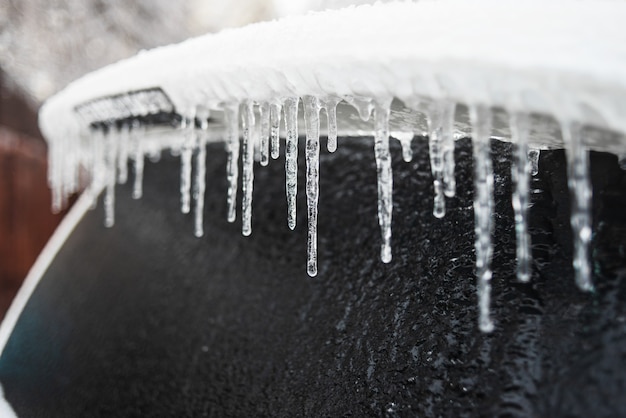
left=40, top=0, right=626, bottom=144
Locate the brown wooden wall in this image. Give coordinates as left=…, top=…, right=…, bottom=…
left=0, top=70, right=64, bottom=319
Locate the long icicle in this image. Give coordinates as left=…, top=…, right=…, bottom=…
left=304, top=96, right=321, bottom=277
left=241, top=102, right=256, bottom=237
left=224, top=104, right=240, bottom=223
left=259, top=102, right=270, bottom=166
left=270, top=100, right=282, bottom=160
left=469, top=105, right=495, bottom=333
left=194, top=121, right=207, bottom=238
left=90, top=126, right=106, bottom=209
left=510, top=113, right=532, bottom=282
left=104, top=125, right=118, bottom=228
left=48, top=135, right=61, bottom=212
left=180, top=113, right=195, bottom=214
left=562, top=122, right=594, bottom=291
left=65, top=132, right=80, bottom=202
left=374, top=99, right=393, bottom=264
left=426, top=102, right=448, bottom=218
left=284, top=97, right=299, bottom=230
left=132, top=122, right=144, bottom=200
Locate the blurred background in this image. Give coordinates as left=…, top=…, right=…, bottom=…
left=0, top=0, right=385, bottom=319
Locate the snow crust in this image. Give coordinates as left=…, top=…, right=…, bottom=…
left=40, top=0, right=626, bottom=149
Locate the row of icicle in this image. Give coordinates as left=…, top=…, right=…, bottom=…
left=48, top=96, right=594, bottom=332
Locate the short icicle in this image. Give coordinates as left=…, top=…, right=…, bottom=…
left=390, top=131, right=414, bottom=162
left=509, top=113, right=532, bottom=282
left=528, top=148, right=540, bottom=176
left=469, top=105, right=495, bottom=333
left=270, top=101, right=282, bottom=160
left=241, top=102, right=256, bottom=237
left=84, top=128, right=97, bottom=208
left=194, top=120, right=208, bottom=238
left=303, top=96, right=322, bottom=277
left=322, top=97, right=340, bottom=153
left=619, top=153, right=626, bottom=170
left=49, top=139, right=62, bottom=213
left=132, top=122, right=145, bottom=200
left=374, top=99, right=393, bottom=264
left=117, top=123, right=129, bottom=184
left=224, top=104, right=240, bottom=223
left=104, top=125, right=118, bottom=228
left=180, top=112, right=195, bottom=214
left=259, top=102, right=270, bottom=166
left=562, top=122, right=594, bottom=291
left=284, top=97, right=299, bottom=230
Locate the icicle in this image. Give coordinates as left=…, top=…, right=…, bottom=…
left=562, top=122, right=594, bottom=291
left=84, top=131, right=94, bottom=209
left=49, top=139, right=62, bottom=213
left=132, top=123, right=145, bottom=200
left=147, top=148, right=162, bottom=163
left=528, top=148, right=540, bottom=176
left=170, top=146, right=181, bottom=158
left=83, top=128, right=96, bottom=208
left=303, top=96, right=322, bottom=277
left=194, top=127, right=207, bottom=238
left=104, top=125, right=118, bottom=228
left=59, top=133, right=69, bottom=206
left=441, top=102, right=457, bottom=198
left=426, top=103, right=446, bottom=218
left=241, top=102, right=256, bottom=237
left=253, top=116, right=262, bottom=163
left=322, top=97, right=340, bottom=153
left=345, top=96, right=374, bottom=121
left=270, top=101, right=282, bottom=160
left=62, top=132, right=79, bottom=203
left=374, top=99, right=393, bottom=264
left=47, top=135, right=56, bottom=190
left=59, top=129, right=71, bottom=209
left=284, top=97, right=299, bottom=230
left=469, top=105, right=495, bottom=333
left=619, top=153, right=626, bottom=170
left=224, top=104, right=240, bottom=223
left=390, top=131, right=414, bottom=162
left=91, top=127, right=107, bottom=208
left=117, top=123, right=129, bottom=184
left=85, top=126, right=103, bottom=210
left=180, top=113, right=195, bottom=214
left=509, top=113, right=532, bottom=282
left=259, top=102, right=270, bottom=166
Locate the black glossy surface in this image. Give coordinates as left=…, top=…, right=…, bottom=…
left=1, top=137, right=625, bottom=417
